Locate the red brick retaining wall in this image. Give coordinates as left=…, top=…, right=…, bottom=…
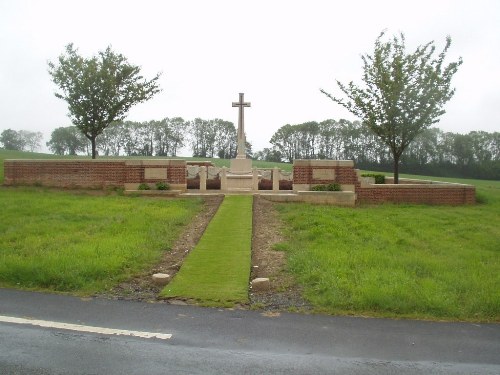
left=3, top=158, right=476, bottom=204
left=292, top=159, right=475, bottom=205
left=356, top=185, right=476, bottom=205
left=4, top=159, right=187, bottom=190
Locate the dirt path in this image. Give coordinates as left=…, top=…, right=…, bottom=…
left=96, top=195, right=310, bottom=311
left=250, top=196, right=310, bottom=311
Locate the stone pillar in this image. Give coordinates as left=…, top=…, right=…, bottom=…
left=220, top=166, right=227, bottom=191
left=252, top=167, right=259, bottom=191
left=272, top=167, right=280, bottom=191
left=199, top=166, right=207, bottom=191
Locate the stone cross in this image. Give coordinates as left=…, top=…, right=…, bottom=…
left=232, top=93, right=251, bottom=159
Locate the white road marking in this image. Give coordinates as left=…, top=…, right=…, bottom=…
left=0, top=315, right=172, bottom=340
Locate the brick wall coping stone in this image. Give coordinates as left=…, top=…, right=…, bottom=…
left=5, top=159, right=124, bottom=163
left=6, top=159, right=185, bottom=165
left=125, top=159, right=185, bottom=166
left=362, top=182, right=475, bottom=189
left=381, top=177, right=474, bottom=188
left=293, top=159, right=354, bottom=167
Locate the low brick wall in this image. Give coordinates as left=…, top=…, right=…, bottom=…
left=356, top=183, right=476, bottom=205
left=292, top=159, right=475, bottom=205
left=4, top=159, right=187, bottom=190
left=3, top=158, right=476, bottom=205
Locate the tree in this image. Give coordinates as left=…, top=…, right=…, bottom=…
left=97, top=121, right=127, bottom=156
left=0, top=129, right=25, bottom=150
left=47, top=126, right=87, bottom=155
left=48, top=44, right=161, bottom=159
left=253, top=147, right=283, bottom=162
left=19, top=130, right=43, bottom=152
left=189, top=118, right=216, bottom=157
left=154, top=117, right=187, bottom=157
left=213, top=119, right=237, bottom=159
left=321, top=32, right=462, bottom=183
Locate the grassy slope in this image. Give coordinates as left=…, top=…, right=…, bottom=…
left=161, top=195, right=253, bottom=306
left=276, top=176, right=500, bottom=321
left=0, top=187, right=202, bottom=294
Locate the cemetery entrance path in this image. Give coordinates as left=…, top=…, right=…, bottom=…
left=95, top=195, right=307, bottom=310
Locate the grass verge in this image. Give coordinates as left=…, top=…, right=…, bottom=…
left=0, top=187, right=202, bottom=294
left=160, top=195, right=253, bottom=306
left=276, top=176, right=500, bottom=322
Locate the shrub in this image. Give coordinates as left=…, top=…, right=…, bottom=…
left=311, top=184, right=327, bottom=191
left=361, top=173, right=385, bottom=184
left=138, top=183, right=150, bottom=190
left=326, top=183, right=341, bottom=191
left=311, top=183, right=341, bottom=191
left=156, top=182, right=170, bottom=190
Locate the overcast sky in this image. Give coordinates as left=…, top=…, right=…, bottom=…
left=1, top=0, right=499, bottom=154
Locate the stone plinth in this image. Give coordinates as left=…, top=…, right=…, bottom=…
left=226, top=158, right=254, bottom=191
left=230, top=158, right=252, bottom=173
left=226, top=173, right=253, bottom=190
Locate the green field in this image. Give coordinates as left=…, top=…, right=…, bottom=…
left=0, top=187, right=202, bottom=294
left=1, top=150, right=499, bottom=321
left=160, top=195, right=253, bottom=306
left=276, top=175, right=500, bottom=321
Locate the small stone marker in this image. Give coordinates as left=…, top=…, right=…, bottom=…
left=251, top=278, right=270, bottom=292
left=152, top=273, right=171, bottom=286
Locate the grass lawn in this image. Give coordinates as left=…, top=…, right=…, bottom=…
left=276, top=175, right=500, bottom=321
left=0, top=187, right=202, bottom=294
left=160, top=195, right=253, bottom=306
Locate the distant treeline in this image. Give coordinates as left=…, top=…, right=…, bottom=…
left=46, top=118, right=243, bottom=159
left=256, top=120, right=499, bottom=180
left=0, top=129, right=43, bottom=152
left=38, top=118, right=500, bottom=180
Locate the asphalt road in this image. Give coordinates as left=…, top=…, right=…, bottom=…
left=0, top=288, right=499, bottom=374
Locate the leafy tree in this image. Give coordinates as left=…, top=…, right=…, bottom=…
left=1, top=129, right=23, bottom=150
left=47, top=126, right=87, bottom=155
left=19, top=130, right=43, bottom=152
left=270, top=124, right=299, bottom=162
left=48, top=44, right=161, bottom=159
left=189, top=118, right=215, bottom=158
left=214, top=119, right=237, bottom=159
left=321, top=32, right=462, bottom=183
left=97, top=121, right=127, bottom=156
left=253, top=147, right=283, bottom=162
left=154, top=117, right=187, bottom=157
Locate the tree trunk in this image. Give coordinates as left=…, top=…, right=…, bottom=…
left=91, top=137, right=97, bottom=159
left=393, top=155, right=400, bottom=184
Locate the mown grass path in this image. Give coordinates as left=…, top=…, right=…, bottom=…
left=160, top=195, right=253, bottom=306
